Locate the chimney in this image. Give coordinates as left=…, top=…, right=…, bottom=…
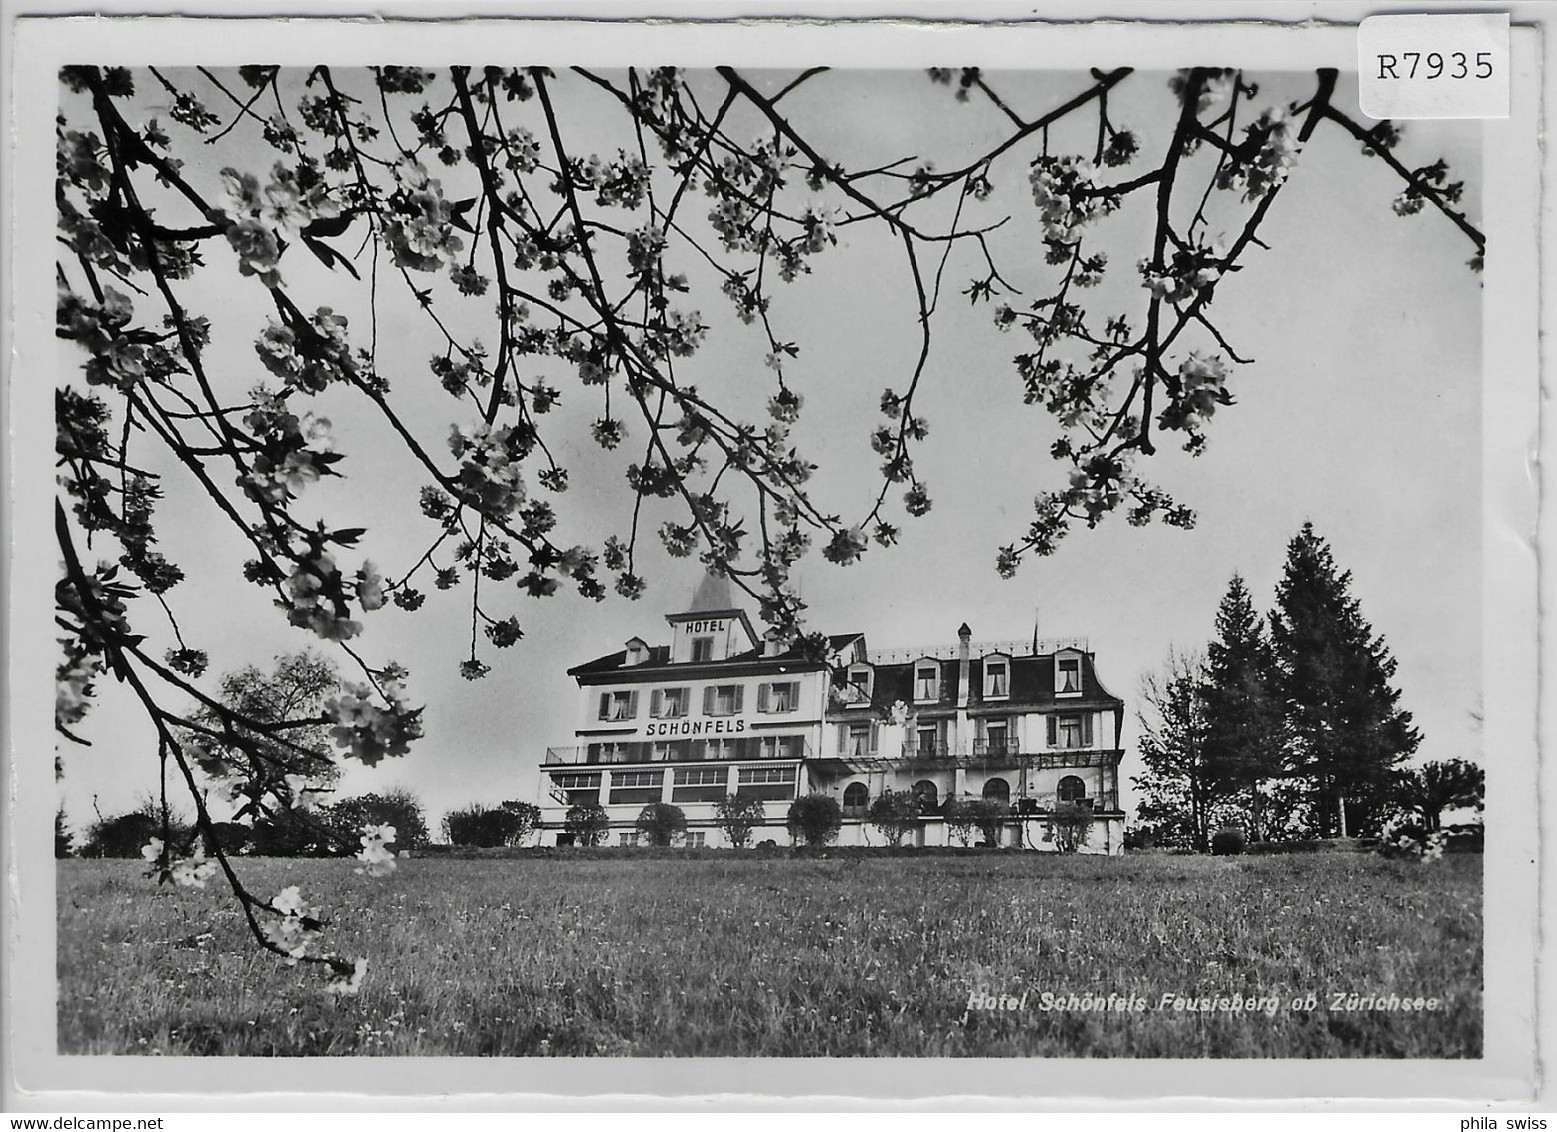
left=763, top=629, right=785, bottom=658
left=957, top=623, right=972, bottom=709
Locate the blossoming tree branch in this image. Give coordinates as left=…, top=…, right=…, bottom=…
left=54, top=64, right=1479, bottom=985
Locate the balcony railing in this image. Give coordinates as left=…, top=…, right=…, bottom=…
left=545, top=739, right=812, bottom=766
left=971, top=737, right=1021, bottom=758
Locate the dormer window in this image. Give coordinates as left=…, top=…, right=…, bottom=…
left=914, top=663, right=940, bottom=703
left=984, top=658, right=1009, bottom=699
left=844, top=665, right=873, bottom=705
left=1056, top=655, right=1082, bottom=696
left=624, top=637, right=649, bottom=666
left=691, top=636, right=715, bottom=663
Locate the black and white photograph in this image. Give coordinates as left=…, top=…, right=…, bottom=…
left=2, top=4, right=1545, bottom=1108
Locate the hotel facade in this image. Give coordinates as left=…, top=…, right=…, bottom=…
left=536, top=575, right=1127, bottom=853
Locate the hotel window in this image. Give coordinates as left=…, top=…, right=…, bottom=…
left=691, top=636, right=715, bottom=662
left=586, top=742, right=634, bottom=764
left=1056, top=656, right=1082, bottom=696
left=757, top=681, right=800, bottom=713
left=597, top=689, right=639, bottom=722
left=649, top=741, right=686, bottom=762
left=619, top=832, right=640, bottom=847
left=842, top=722, right=875, bottom=758
left=914, top=663, right=940, bottom=702
left=1048, top=713, right=1092, bottom=750
left=651, top=687, right=690, bottom=718
left=1058, top=775, right=1089, bottom=803
left=737, top=765, right=797, bottom=801
left=758, top=735, right=801, bottom=760
left=703, top=684, right=744, bottom=716
left=984, top=659, right=1009, bottom=699
left=701, top=737, right=740, bottom=761
left=982, top=718, right=1011, bottom=755
left=843, top=782, right=870, bottom=813
left=552, top=772, right=601, bottom=806
left=672, top=766, right=728, bottom=803
left=685, top=831, right=707, bottom=848
left=608, top=770, right=663, bottom=805
left=845, top=665, right=873, bottom=704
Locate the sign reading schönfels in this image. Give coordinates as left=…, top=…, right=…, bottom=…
left=642, top=716, right=749, bottom=738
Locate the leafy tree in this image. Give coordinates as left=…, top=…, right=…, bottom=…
left=52, top=63, right=1476, bottom=983
left=945, top=795, right=1010, bottom=847
left=564, top=802, right=609, bottom=848
left=1270, top=523, right=1420, bottom=837
left=866, top=788, right=920, bottom=848
left=1131, top=648, right=1216, bottom=851
left=56, top=809, right=74, bottom=858
left=635, top=802, right=688, bottom=847
left=968, top=798, right=1012, bottom=847
left=713, top=793, right=765, bottom=849
left=498, top=800, right=543, bottom=847
left=1045, top=800, right=1093, bottom=854
left=322, top=787, right=429, bottom=852
left=786, top=794, right=842, bottom=847
left=183, top=651, right=344, bottom=823
left=1200, top=574, right=1287, bottom=841
left=1392, top=758, right=1484, bottom=833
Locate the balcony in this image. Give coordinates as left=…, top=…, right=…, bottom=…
left=1013, top=790, right=1121, bottom=816
left=544, top=739, right=811, bottom=766
left=971, top=737, right=1021, bottom=759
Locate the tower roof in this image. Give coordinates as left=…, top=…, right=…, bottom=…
left=688, top=570, right=736, bottom=614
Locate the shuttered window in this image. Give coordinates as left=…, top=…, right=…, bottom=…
left=598, top=690, right=639, bottom=721
left=758, top=681, right=799, bottom=713
left=703, top=684, right=743, bottom=716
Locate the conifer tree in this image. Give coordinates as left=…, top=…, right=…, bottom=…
left=1201, top=574, right=1287, bottom=841
left=1270, top=523, right=1420, bottom=836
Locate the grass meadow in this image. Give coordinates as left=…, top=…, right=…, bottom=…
left=57, top=852, right=1481, bottom=1057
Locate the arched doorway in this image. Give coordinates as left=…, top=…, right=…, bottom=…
left=843, top=781, right=869, bottom=815
left=1058, top=775, right=1089, bottom=804
left=982, top=777, right=1010, bottom=805
left=912, top=779, right=939, bottom=814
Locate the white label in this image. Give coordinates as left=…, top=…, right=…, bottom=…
left=1358, top=13, right=1510, bottom=119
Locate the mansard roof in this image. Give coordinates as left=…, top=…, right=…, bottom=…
left=828, top=650, right=1121, bottom=713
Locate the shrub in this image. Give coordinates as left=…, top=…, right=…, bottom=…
left=1123, top=827, right=1156, bottom=851
left=786, top=794, right=842, bottom=847
left=1210, top=825, right=1247, bottom=856
left=636, top=802, right=687, bottom=847
left=1045, top=801, right=1093, bottom=854
left=867, top=789, right=920, bottom=847
left=565, top=802, right=609, bottom=847
left=204, top=821, right=251, bottom=856
left=80, top=812, right=159, bottom=858
left=249, top=806, right=332, bottom=856
left=714, top=793, right=765, bottom=849
left=55, top=809, right=74, bottom=858
left=442, top=801, right=540, bottom=848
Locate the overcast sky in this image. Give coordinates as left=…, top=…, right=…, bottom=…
left=56, top=66, right=1482, bottom=834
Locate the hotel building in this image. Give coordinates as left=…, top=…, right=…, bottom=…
left=536, top=574, right=1126, bottom=853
